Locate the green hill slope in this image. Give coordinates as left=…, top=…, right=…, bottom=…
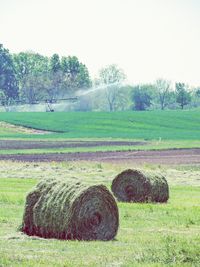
left=0, top=110, right=200, bottom=140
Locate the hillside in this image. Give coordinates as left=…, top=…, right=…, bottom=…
left=0, top=110, right=200, bottom=140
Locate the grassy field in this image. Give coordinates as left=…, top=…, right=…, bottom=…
left=0, top=111, right=200, bottom=154
left=0, top=161, right=200, bottom=267
left=0, top=110, right=200, bottom=140
left=0, top=111, right=199, bottom=266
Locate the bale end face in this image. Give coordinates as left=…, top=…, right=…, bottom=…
left=111, top=169, right=151, bottom=202
left=69, top=185, right=119, bottom=241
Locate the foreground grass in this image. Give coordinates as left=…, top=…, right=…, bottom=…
left=0, top=161, right=200, bottom=266
left=0, top=110, right=200, bottom=140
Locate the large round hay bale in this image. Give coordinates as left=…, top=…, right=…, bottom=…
left=22, top=178, right=119, bottom=241
left=111, top=169, right=151, bottom=202
left=111, top=169, right=169, bottom=203
left=148, top=173, right=169, bottom=203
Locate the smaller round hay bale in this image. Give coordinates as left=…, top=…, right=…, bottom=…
left=111, top=169, right=151, bottom=202
left=22, top=178, right=119, bottom=241
left=148, top=173, right=169, bottom=203
left=111, top=169, right=169, bottom=203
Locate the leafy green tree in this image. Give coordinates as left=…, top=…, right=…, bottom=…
left=61, top=56, right=69, bottom=73
left=76, top=63, right=91, bottom=89
left=99, top=64, right=126, bottom=84
left=12, top=51, right=91, bottom=104
left=20, top=72, right=49, bottom=104
left=175, top=83, right=191, bottom=109
left=13, top=52, right=49, bottom=82
left=155, top=78, right=171, bottom=110
left=21, top=74, right=38, bottom=104
left=105, top=84, right=119, bottom=111
left=14, top=51, right=48, bottom=70
left=13, top=52, right=49, bottom=103
left=98, top=64, right=126, bottom=111
left=61, top=56, right=91, bottom=93
left=195, top=88, right=200, bottom=98
left=48, top=54, right=91, bottom=100
left=64, top=56, right=80, bottom=79
left=0, top=90, right=14, bottom=111
left=187, top=87, right=200, bottom=108
left=50, top=54, right=61, bottom=73
left=48, top=72, right=65, bottom=101
left=48, top=54, right=63, bottom=101
left=131, top=85, right=152, bottom=111
left=0, top=44, right=18, bottom=105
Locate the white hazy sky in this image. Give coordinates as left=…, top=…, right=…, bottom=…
left=0, top=0, right=200, bottom=86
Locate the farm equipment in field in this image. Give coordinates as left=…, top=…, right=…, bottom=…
left=44, top=97, right=78, bottom=112
left=0, top=97, right=78, bottom=112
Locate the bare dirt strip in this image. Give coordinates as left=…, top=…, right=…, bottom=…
left=0, top=140, right=146, bottom=149
left=1, top=149, right=200, bottom=165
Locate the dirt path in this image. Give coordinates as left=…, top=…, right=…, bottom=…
left=1, top=149, right=200, bottom=165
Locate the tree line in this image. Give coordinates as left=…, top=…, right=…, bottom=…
left=0, top=43, right=91, bottom=110
left=0, top=43, right=200, bottom=111
left=77, top=65, right=200, bottom=112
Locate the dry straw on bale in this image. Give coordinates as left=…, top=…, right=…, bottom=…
left=22, top=178, right=119, bottom=241
left=148, top=173, right=169, bottom=203
left=111, top=169, right=169, bottom=203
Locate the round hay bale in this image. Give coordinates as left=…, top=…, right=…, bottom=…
left=22, top=178, right=119, bottom=241
left=111, top=169, right=151, bottom=202
left=111, top=169, right=169, bottom=203
left=148, top=173, right=169, bottom=203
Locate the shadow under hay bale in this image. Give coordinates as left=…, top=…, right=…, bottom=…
left=22, top=178, right=119, bottom=241
left=111, top=169, right=169, bottom=203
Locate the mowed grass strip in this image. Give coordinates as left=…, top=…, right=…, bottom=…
left=0, top=162, right=200, bottom=266
left=0, top=110, right=200, bottom=140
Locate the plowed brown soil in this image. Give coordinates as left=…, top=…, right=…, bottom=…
left=0, top=140, right=145, bottom=149
left=1, top=148, right=200, bottom=165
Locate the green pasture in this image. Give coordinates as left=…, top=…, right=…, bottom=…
left=0, top=161, right=200, bottom=267
left=0, top=110, right=200, bottom=140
